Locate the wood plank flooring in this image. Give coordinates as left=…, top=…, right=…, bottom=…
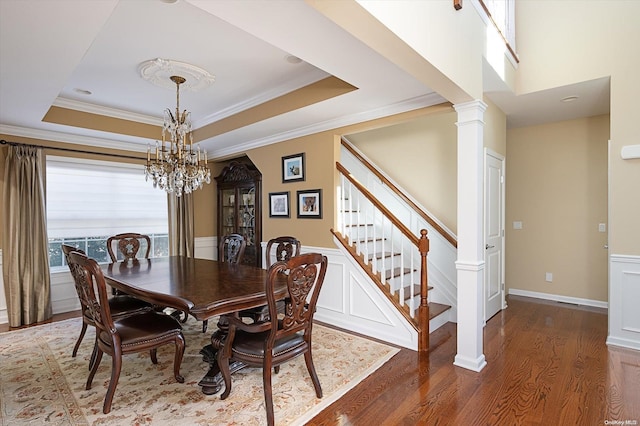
left=2, top=296, right=639, bottom=425
left=310, top=295, right=640, bottom=425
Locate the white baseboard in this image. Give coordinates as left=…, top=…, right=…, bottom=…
left=507, top=288, right=608, bottom=309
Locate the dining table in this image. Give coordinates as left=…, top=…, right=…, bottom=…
left=102, top=255, right=287, bottom=395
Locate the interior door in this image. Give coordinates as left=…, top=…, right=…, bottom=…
left=484, top=150, right=505, bottom=321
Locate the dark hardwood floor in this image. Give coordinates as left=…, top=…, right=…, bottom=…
left=3, top=296, right=639, bottom=425
left=310, top=295, right=640, bottom=425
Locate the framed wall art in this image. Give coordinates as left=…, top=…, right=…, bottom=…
left=282, top=153, right=305, bottom=183
left=269, top=191, right=290, bottom=218
left=297, top=189, right=322, bottom=219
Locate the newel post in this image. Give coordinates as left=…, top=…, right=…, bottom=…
left=418, top=229, right=430, bottom=352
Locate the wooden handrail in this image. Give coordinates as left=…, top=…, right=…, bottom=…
left=337, top=162, right=418, bottom=247
left=341, top=138, right=458, bottom=248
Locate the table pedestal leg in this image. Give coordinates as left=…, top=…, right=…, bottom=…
left=197, top=317, right=247, bottom=395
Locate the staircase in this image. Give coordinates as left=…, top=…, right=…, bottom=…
left=332, top=139, right=458, bottom=351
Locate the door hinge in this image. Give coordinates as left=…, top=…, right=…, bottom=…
left=501, top=283, right=505, bottom=290
left=500, top=175, right=504, bottom=184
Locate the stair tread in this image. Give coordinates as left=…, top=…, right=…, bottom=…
left=384, top=267, right=414, bottom=280
left=400, top=284, right=434, bottom=301
left=429, top=302, right=452, bottom=320
left=367, top=251, right=400, bottom=260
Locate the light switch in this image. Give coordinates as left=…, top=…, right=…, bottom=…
left=513, top=221, right=523, bottom=230
left=598, top=223, right=606, bottom=232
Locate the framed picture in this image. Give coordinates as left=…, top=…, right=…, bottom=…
left=282, top=153, right=305, bottom=183
left=297, top=189, right=322, bottom=219
left=269, top=191, right=290, bottom=218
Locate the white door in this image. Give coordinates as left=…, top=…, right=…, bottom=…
left=484, top=150, right=505, bottom=321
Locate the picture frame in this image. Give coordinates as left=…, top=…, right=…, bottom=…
left=297, top=189, right=322, bottom=219
left=269, top=191, right=290, bottom=218
left=282, top=153, right=305, bottom=183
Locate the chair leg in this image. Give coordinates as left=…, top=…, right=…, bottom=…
left=263, top=360, right=275, bottom=426
left=72, top=322, right=88, bottom=358
left=173, top=334, right=185, bottom=383
left=150, top=348, right=158, bottom=364
left=103, top=352, right=122, bottom=414
left=86, top=348, right=103, bottom=390
left=304, top=349, right=322, bottom=398
left=202, top=319, right=208, bottom=333
left=88, top=335, right=99, bottom=371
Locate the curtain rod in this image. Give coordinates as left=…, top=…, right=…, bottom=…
left=0, top=139, right=143, bottom=161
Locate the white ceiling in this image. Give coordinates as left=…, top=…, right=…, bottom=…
left=0, top=0, right=610, bottom=159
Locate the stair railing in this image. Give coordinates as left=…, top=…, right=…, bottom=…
left=333, top=161, right=431, bottom=351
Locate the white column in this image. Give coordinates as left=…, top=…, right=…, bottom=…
left=453, top=100, right=487, bottom=372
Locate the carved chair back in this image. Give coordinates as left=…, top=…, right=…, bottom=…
left=265, top=236, right=301, bottom=268
left=107, top=233, right=151, bottom=262
left=218, top=233, right=246, bottom=264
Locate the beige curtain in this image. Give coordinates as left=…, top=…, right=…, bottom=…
left=168, top=193, right=194, bottom=257
left=2, top=145, right=52, bottom=327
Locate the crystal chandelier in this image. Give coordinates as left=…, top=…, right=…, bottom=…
left=145, top=75, right=211, bottom=197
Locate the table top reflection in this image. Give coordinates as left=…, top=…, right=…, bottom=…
left=102, top=256, right=285, bottom=321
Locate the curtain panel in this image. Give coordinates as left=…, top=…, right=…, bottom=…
left=168, top=193, right=194, bottom=258
left=2, top=145, right=52, bottom=326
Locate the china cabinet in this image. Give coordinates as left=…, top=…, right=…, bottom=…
left=215, top=161, right=262, bottom=267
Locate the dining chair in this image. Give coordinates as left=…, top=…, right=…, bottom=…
left=201, top=233, right=247, bottom=333
left=218, top=233, right=247, bottom=264
left=61, top=244, right=153, bottom=368
left=240, top=236, right=301, bottom=323
left=216, top=252, right=328, bottom=426
left=66, top=251, right=185, bottom=414
left=106, top=232, right=151, bottom=262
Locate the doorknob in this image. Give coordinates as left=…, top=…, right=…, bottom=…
left=486, top=244, right=495, bottom=249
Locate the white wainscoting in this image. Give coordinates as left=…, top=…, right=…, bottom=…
left=261, top=240, right=419, bottom=349
left=0, top=250, right=7, bottom=324
left=297, top=242, right=418, bottom=350
left=195, top=236, right=217, bottom=260
left=607, top=254, right=640, bottom=351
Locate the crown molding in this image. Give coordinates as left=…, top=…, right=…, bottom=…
left=209, top=92, right=447, bottom=158
left=193, top=68, right=330, bottom=128
left=0, top=124, right=149, bottom=153
left=52, top=98, right=163, bottom=126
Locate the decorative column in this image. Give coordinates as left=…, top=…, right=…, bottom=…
left=453, top=100, right=487, bottom=372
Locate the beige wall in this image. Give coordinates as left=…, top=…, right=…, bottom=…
left=245, top=133, right=337, bottom=248
left=339, top=98, right=506, bottom=236
left=516, top=0, right=640, bottom=256
left=347, top=109, right=458, bottom=233
left=505, top=115, right=609, bottom=301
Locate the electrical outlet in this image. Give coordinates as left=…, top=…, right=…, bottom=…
left=545, top=272, right=553, bottom=282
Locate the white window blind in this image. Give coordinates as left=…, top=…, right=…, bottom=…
left=46, top=156, right=168, bottom=239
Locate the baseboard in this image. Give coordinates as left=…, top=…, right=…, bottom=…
left=507, top=288, right=608, bottom=309
left=606, top=335, right=640, bottom=351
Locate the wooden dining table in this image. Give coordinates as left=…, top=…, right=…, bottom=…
left=102, top=255, right=287, bottom=395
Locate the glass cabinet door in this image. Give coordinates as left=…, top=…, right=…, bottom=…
left=238, top=187, right=256, bottom=249
left=221, top=188, right=236, bottom=236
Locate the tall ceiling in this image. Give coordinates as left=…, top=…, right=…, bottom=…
left=0, top=0, right=610, bottom=159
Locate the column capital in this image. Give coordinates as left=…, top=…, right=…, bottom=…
left=454, top=100, right=487, bottom=125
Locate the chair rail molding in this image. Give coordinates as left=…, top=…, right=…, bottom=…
left=607, top=254, right=640, bottom=351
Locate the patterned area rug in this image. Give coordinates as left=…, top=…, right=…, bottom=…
left=0, top=317, right=398, bottom=425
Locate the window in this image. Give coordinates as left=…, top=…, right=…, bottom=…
left=46, top=156, right=169, bottom=269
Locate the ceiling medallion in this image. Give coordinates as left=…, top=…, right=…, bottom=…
left=138, top=58, right=215, bottom=92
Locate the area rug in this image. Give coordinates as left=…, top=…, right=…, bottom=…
left=0, top=316, right=398, bottom=425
